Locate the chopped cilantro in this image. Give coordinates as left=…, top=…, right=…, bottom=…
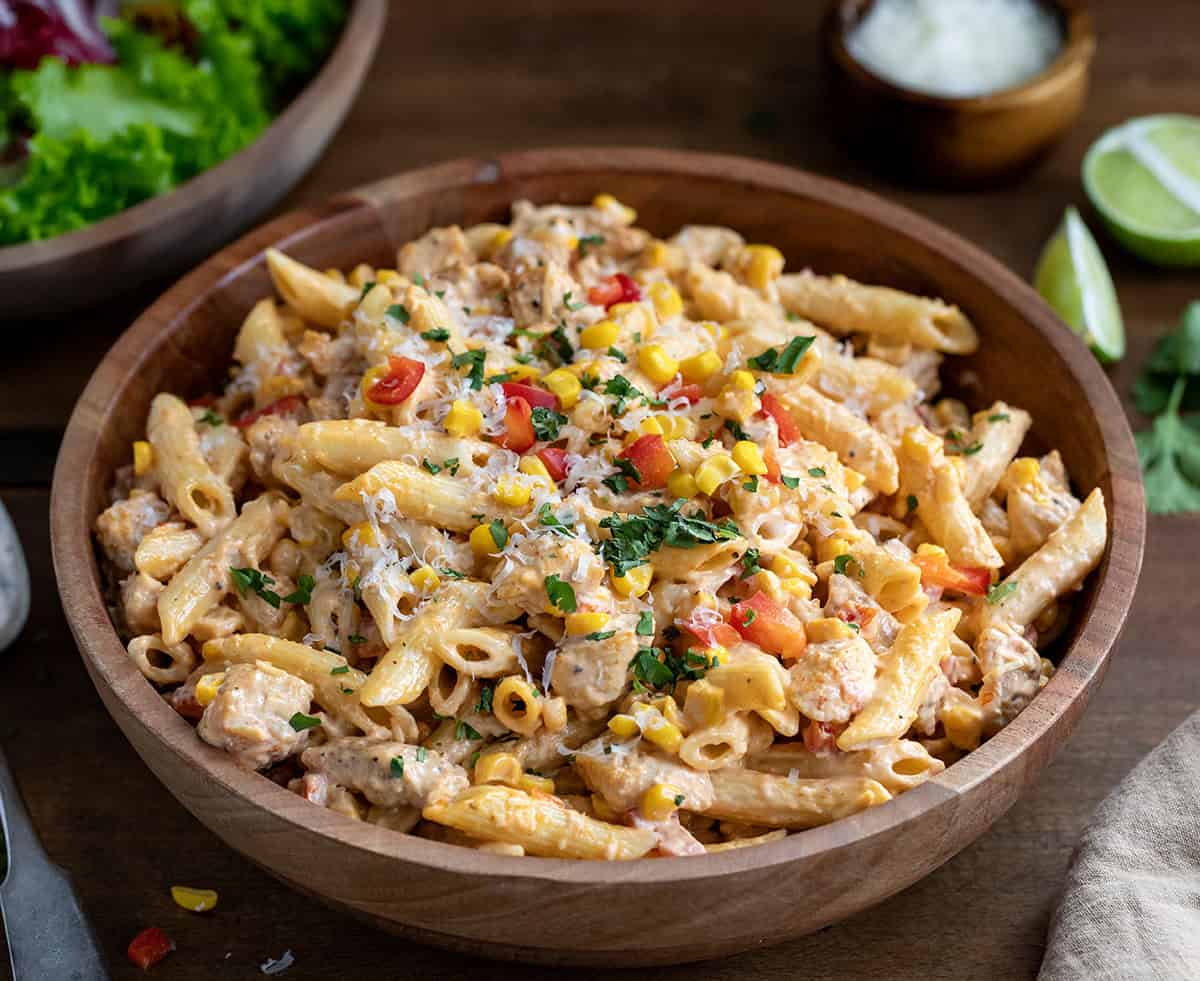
left=535, top=324, right=575, bottom=366
left=833, top=554, right=854, bottom=576
left=724, top=418, right=751, bottom=441
left=348, top=635, right=367, bottom=645
left=455, top=720, right=483, bottom=741
left=742, top=608, right=757, bottom=625
left=282, top=574, right=315, bottom=605
left=578, top=234, right=605, bottom=256
left=198, top=409, right=224, bottom=427
left=602, top=374, right=646, bottom=414
left=360, top=281, right=376, bottom=298
left=387, top=303, right=410, bottom=323
left=988, top=412, right=1011, bottom=423
left=331, top=665, right=351, bottom=675
left=416, top=747, right=427, bottom=762
left=451, top=348, right=487, bottom=389
left=607, top=346, right=628, bottom=363
left=629, top=647, right=674, bottom=689
left=420, top=326, right=450, bottom=341
left=443, top=457, right=461, bottom=476
left=289, top=712, right=321, bottom=732
left=597, top=500, right=739, bottom=575
left=603, top=456, right=643, bottom=494
left=515, top=353, right=534, bottom=364
left=808, top=467, right=826, bottom=478
left=748, top=336, right=815, bottom=374
left=422, top=458, right=441, bottom=474
left=986, top=581, right=1019, bottom=605
left=780, top=474, right=800, bottom=489
left=636, top=611, right=655, bottom=636
left=586, top=630, right=616, bottom=641
left=563, top=291, right=585, bottom=311
left=531, top=406, right=568, bottom=441
left=906, top=494, right=919, bottom=514
left=740, top=547, right=761, bottom=580
left=673, top=794, right=685, bottom=806
left=545, top=574, right=577, bottom=612
left=488, top=519, right=508, bottom=550
left=230, top=567, right=282, bottom=608
left=485, top=372, right=516, bottom=385
left=742, top=475, right=759, bottom=492
left=438, top=567, right=466, bottom=580
left=476, top=685, right=495, bottom=714
left=537, top=503, right=577, bottom=538
left=390, top=756, right=405, bottom=777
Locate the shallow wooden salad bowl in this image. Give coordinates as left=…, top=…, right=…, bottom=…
left=50, top=148, right=1144, bottom=966
left=0, top=0, right=385, bottom=320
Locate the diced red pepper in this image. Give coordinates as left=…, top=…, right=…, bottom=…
left=660, top=381, right=704, bottom=404
left=728, top=590, right=808, bottom=660
left=366, top=356, right=425, bottom=405
left=677, top=612, right=741, bottom=650
left=763, top=441, right=781, bottom=484
left=127, top=927, right=175, bottom=970
left=617, top=434, right=674, bottom=489
left=803, top=719, right=844, bottom=754
left=501, top=381, right=559, bottom=410
left=913, top=552, right=991, bottom=597
left=760, top=392, right=801, bottom=447
left=233, top=395, right=305, bottom=429
left=835, top=603, right=877, bottom=632
left=587, top=272, right=641, bottom=309
left=187, top=394, right=216, bottom=408
left=537, top=446, right=569, bottom=482
left=498, top=396, right=535, bottom=453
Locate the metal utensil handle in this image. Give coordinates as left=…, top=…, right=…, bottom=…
left=0, top=746, right=111, bottom=980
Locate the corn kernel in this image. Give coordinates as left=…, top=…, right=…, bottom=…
left=638, top=344, right=680, bottom=386
left=493, top=476, right=531, bottom=508
left=728, top=369, right=756, bottom=392
left=608, top=714, right=640, bottom=739
left=739, top=244, right=785, bottom=290
left=410, top=566, right=441, bottom=593
left=518, top=772, right=557, bottom=795
left=565, top=611, right=610, bottom=637
left=916, top=542, right=947, bottom=559
left=942, top=701, right=983, bottom=751
left=470, top=522, right=504, bottom=556
left=666, top=469, right=698, bottom=500
left=519, top=456, right=551, bottom=481
left=171, top=885, right=218, bottom=913
left=592, top=192, right=637, bottom=224
left=376, top=268, right=401, bottom=285
left=732, top=441, right=767, bottom=476
left=771, top=553, right=803, bottom=578
left=475, top=751, right=522, bottom=786
left=580, top=319, right=620, bottom=349
left=781, top=577, right=812, bottom=599
left=684, top=679, right=726, bottom=729
left=637, top=416, right=666, bottom=437
left=348, top=263, right=376, bottom=289
left=643, top=240, right=675, bottom=269
left=844, top=467, right=866, bottom=492
left=341, top=522, right=380, bottom=550
left=642, top=716, right=683, bottom=754
left=444, top=399, right=483, bottom=437
left=647, top=281, right=683, bottom=321
left=1009, top=457, right=1040, bottom=487
left=650, top=695, right=684, bottom=728
left=679, top=349, right=722, bottom=384
left=818, top=536, right=851, bottom=564
left=132, top=440, right=153, bottom=476
left=612, top=564, right=653, bottom=598
left=655, top=414, right=694, bottom=440
left=541, top=368, right=582, bottom=408
left=357, top=281, right=393, bottom=321
left=695, top=454, right=740, bottom=495
left=748, top=568, right=784, bottom=603
left=641, top=782, right=685, bottom=821
left=194, top=672, right=225, bottom=707
left=505, top=362, right=542, bottom=382
left=489, top=227, right=513, bottom=256
left=806, top=617, right=856, bottom=643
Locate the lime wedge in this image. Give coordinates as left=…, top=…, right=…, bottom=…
left=1034, top=206, right=1126, bottom=362
left=1083, top=114, right=1200, bottom=267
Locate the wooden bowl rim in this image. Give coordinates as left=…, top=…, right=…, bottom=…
left=823, top=0, right=1096, bottom=111
left=0, top=0, right=386, bottom=273
left=51, top=146, right=1145, bottom=886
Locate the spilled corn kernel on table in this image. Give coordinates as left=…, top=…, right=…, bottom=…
left=3, top=2, right=1199, bottom=977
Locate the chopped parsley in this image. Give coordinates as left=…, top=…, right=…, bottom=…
left=603, top=456, right=642, bottom=494
left=597, top=500, right=740, bottom=576
left=748, top=336, right=815, bottom=374
left=420, top=326, right=450, bottom=341
left=485, top=372, right=516, bottom=385
left=535, top=324, right=575, bottom=366
left=455, top=720, right=483, bottom=741
left=198, top=409, right=224, bottom=427
left=986, top=581, right=1019, bottom=605
left=422, top=458, right=442, bottom=474
left=451, top=348, right=486, bottom=389
left=906, top=494, right=919, bottom=514
left=723, top=418, right=750, bottom=441
left=586, top=630, right=616, bottom=641
left=330, top=665, right=351, bottom=675
left=563, top=291, right=586, bottom=312
left=531, top=407, right=568, bottom=441
left=577, top=234, right=605, bottom=256
left=785, top=311, right=801, bottom=322
left=348, top=635, right=367, bottom=645
left=740, top=547, right=762, bottom=580
left=438, top=567, right=467, bottom=580
left=443, top=457, right=461, bottom=476
left=514, top=353, right=534, bottom=364
left=360, top=281, right=376, bottom=298
left=780, top=474, right=800, bottom=489
left=387, top=303, right=410, bottom=323
left=607, top=346, right=628, bottom=363
left=742, top=608, right=757, bottom=625
left=488, top=518, right=508, bottom=550
left=742, top=475, right=759, bottom=492
left=282, top=574, right=315, bottom=605
left=808, top=467, right=826, bottom=478
left=288, top=712, right=321, bottom=732
left=673, top=794, right=685, bottom=806
left=602, top=374, right=646, bottom=414
left=476, top=685, right=495, bottom=714
left=230, top=567, right=282, bottom=608
left=544, top=574, right=577, bottom=613
left=412, top=273, right=426, bottom=287
left=833, top=553, right=855, bottom=576
left=636, top=611, right=655, bottom=636
left=390, top=756, right=405, bottom=777
left=537, top=503, right=577, bottom=538
left=629, top=647, right=674, bottom=689
left=988, top=412, right=1011, bottom=423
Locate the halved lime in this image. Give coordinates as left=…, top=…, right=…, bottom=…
left=1083, top=114, right=1200, bottom=267
left=1034, top=206, right=1126, bottom=362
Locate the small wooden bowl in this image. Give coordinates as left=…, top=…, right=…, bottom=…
left=824, top=0, right=1096, bottom=185
left=0, top=0, right=385, bottom=320
left=51, top=148, right=1144, bottom=966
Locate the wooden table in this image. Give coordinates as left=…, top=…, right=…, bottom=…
left=3, top=2, right=1198, bottom=977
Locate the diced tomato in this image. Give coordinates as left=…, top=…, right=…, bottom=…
left=233, top=395, right=305, bottom=429
left=677, top=612, right=741, bottom=650
left=127, top=927, right=175, bottom=970
left=728, top=590, right=808, bottom=660
left=803, top=719, right=844, bottom=754
left=366, top=355, right=425, bottom=405
left=537, top=446, right=569, bottom=482
left=913, top=552, right=991, bottom=597
left=618, top=434, right=674, bottom=489
left=498, top=396, right=535, bottom=453
left=501, top=381, right=559, bottom=410
left=835, top=603, right=877, bottom=631
left=763, top=441, right=781, bottom=484
left=587, top=272, right=641, bottom=309
left=760, top=392, right=801, bottom=447
left=660, top=381, right=703, bottom=404
left=187, top=393, right=216, bottom=408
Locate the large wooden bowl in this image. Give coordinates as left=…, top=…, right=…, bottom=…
left=0, top=0, right=385, bottom=320
left=50, top=148, right=1145, bottom=966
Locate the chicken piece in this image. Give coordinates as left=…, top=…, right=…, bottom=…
left=301, top=738, right=468, bottom=810
left=550, top=629, right=637, bottom=713
left=788, top=634, right=876, bottom=724
left=824, top=573, right=901, bottom=654
left=95, top=489, right=170, bottom=573
left=575, top=743, right=716, bottom=814
left=297, top=329, right=359, bottom=378
left=669, top=225, right=745, bottom=268
left=245, top=414, right=299, bottom=485
left=506, top=259, right=585, bottom=330
left=197, top=662, right=315, bottom=770
left=120, top=572, right=162, bottom=635
left=1004, top=451, right=1081, bottom=563
left=491, top=533, right=608, bottom=617
left=638, top=812, right=707, bottom=857
left=976, top=625, right=1050, bottom=735
left=397, top=224, right=472, bottom=279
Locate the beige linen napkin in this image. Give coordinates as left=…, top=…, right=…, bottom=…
left=1039, top=711, right=1200, bottom=981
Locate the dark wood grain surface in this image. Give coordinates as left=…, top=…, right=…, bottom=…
left=2, top=1, right=1197, bottom=977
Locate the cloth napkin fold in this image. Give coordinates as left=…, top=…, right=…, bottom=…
left=1039, top=711, right=1200, bottom=981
